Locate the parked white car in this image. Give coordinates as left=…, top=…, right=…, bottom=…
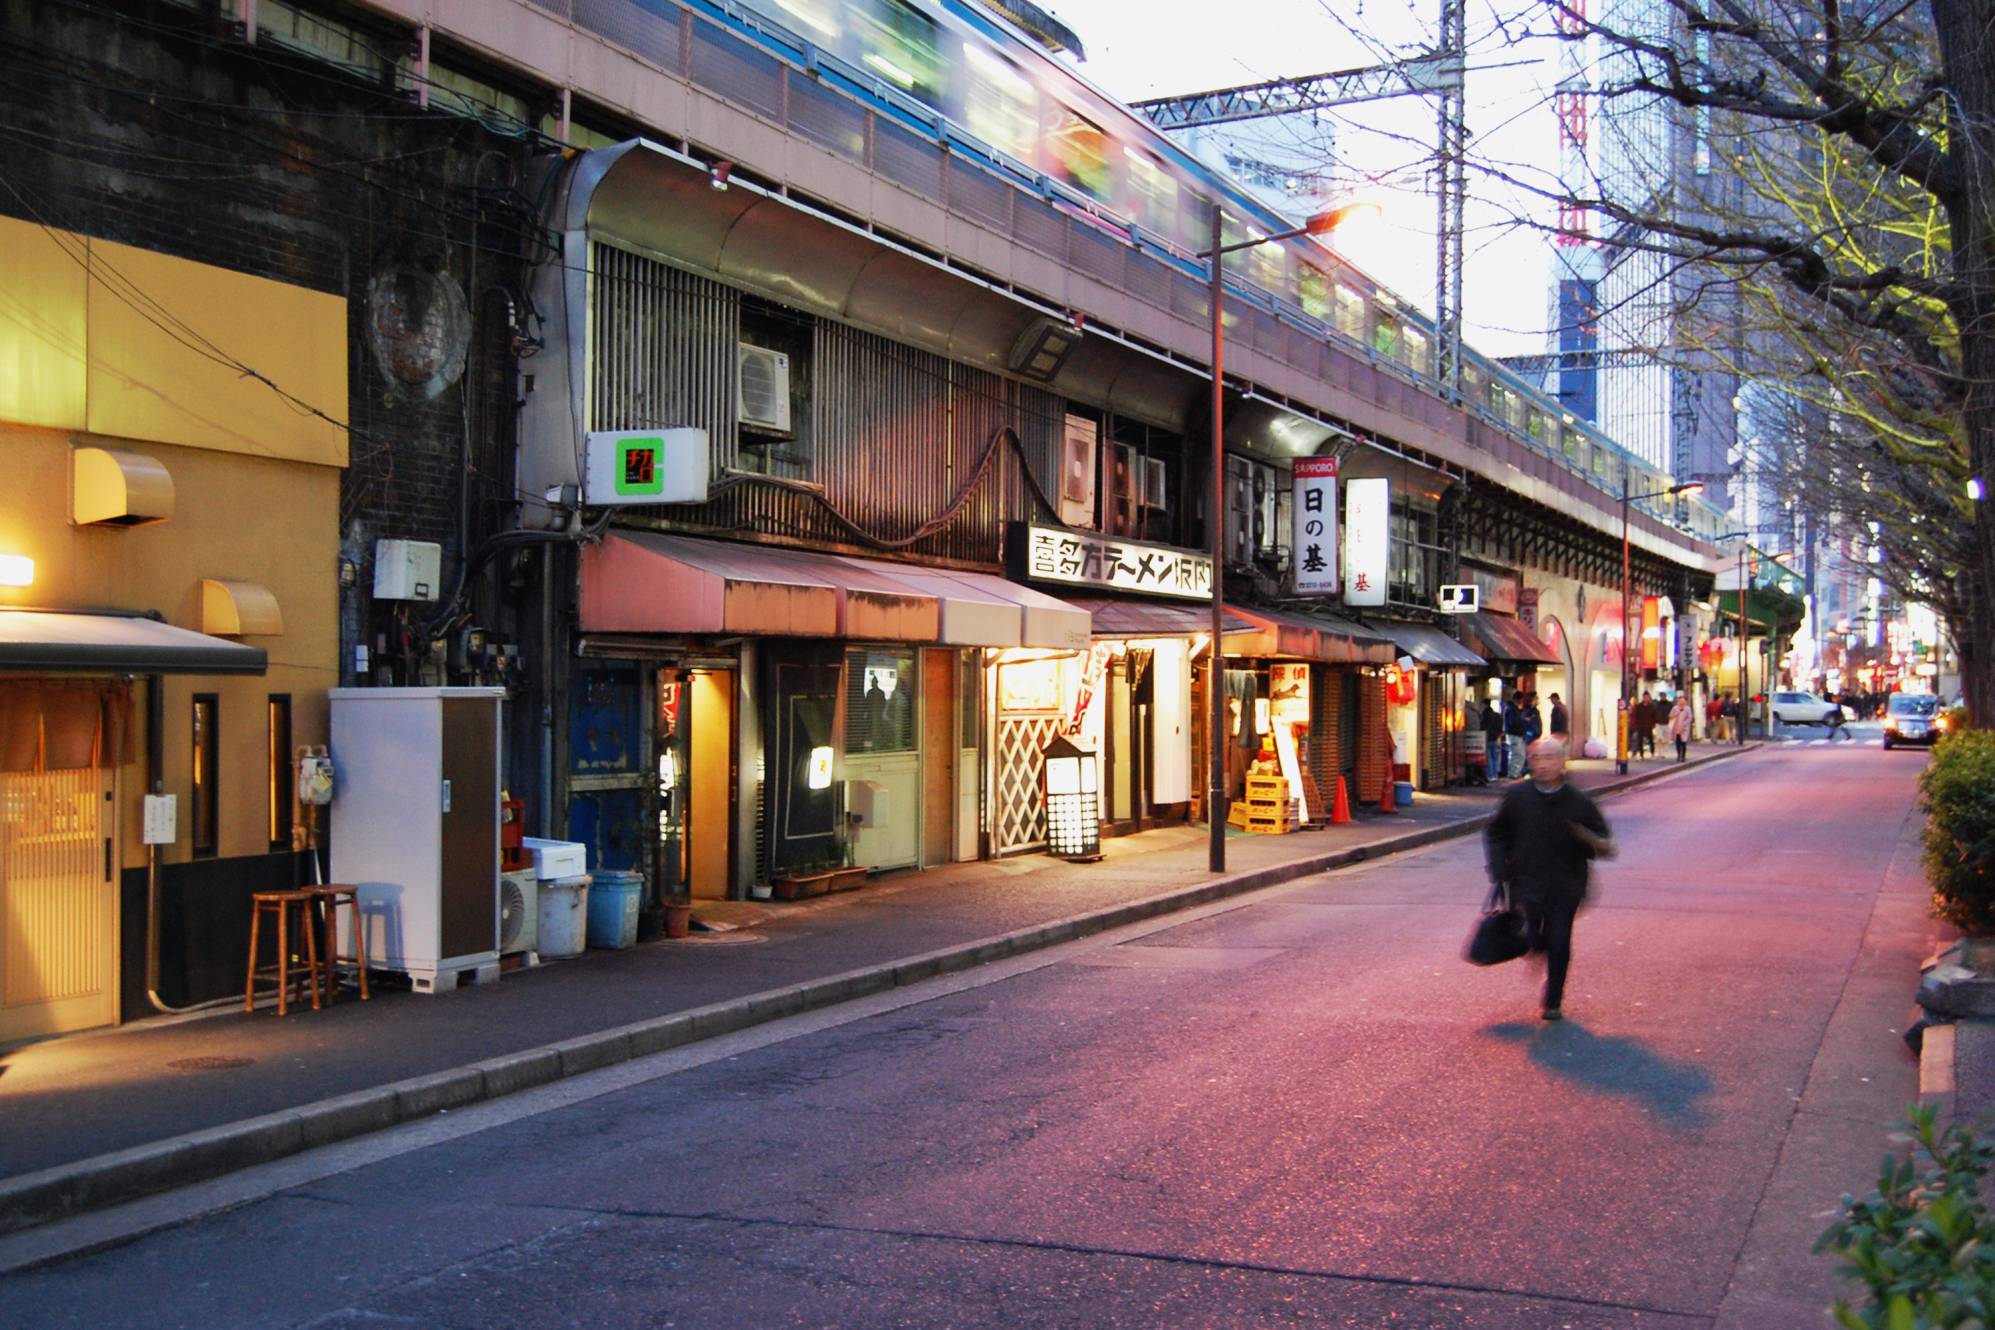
left=1769, top=691, right=1840, bottom=725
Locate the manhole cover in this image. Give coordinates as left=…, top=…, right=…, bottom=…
left=167, top=1055, right=255, bottom=1072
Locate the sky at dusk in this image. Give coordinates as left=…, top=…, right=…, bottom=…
left=1044, top=0, right=1574, bottom=358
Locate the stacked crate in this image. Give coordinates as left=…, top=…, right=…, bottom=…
left=1230, top=772, right=1296, bottom=835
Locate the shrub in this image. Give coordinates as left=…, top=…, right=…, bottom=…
left=1817, top=1103, right=1995, bottom=1328
left=1921, top=729, right=1995, bottom=934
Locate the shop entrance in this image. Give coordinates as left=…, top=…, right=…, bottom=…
left=0, top=765, right=116, bottom=1044
left=657, top=668, right=735, bottom=902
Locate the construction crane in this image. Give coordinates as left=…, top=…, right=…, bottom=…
left=1133, top=12, right=1469, bottom=400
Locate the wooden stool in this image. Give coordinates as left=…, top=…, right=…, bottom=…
left=307, top=885, right=369, bottom=1006
left=245, top=889, right=323, bottom=1016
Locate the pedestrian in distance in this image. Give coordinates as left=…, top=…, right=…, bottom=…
left=1631, top=693, right=1655, bottom=758
left=1825, top=694, right=1852, bottom=742
left=1503, top=691, right=1529, bottom=780
left=1482, top=693, right=1508, bottom=779
left=1483, top=738, right=1616, bottom=1021
left=1548, top=691, right=1569, bottom=741
left=1704, top=693, right=1724, bottom=742
left=1668, top=694, right=1694, bottom=763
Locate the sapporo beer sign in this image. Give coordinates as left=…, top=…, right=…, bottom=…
left=1291, top=456, right=1339, bottom=595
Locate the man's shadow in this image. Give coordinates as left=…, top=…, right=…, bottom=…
left=1487, top=1020, right=1714, bottom=1129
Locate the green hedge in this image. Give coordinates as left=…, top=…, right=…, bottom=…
left=1819, top=1104, right=1995, bottom=1328
left=1922, top=729, right=1995, bottom=934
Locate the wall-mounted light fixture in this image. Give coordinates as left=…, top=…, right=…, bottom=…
left=709, top=160, right=733, bottom=191
left=0, top=554, right=33, bottom=587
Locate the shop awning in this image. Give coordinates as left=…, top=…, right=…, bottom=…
left=580, top=531, right=1089, bottom=649
left=1062, top=597, right=1258, bottom=639
left=0, top=608, right=267, bottom=674
left=1368, top=617, right=1486, bottom=668
left=1227, top=607, right=1398, bottom=665
left=1460, top=611, right=1561, bottom=665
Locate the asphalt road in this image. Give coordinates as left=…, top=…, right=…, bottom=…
left=1, top=747, right=1933, bottom=1329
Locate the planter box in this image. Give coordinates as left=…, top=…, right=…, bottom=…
left=772, top=867, right=868, bottom=900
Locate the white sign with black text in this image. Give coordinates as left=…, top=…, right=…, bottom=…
left=1343, top=477, right=1389, bottom=607
left=1290, top=457, right=1339, bottom=595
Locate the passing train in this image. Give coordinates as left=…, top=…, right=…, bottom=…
left=698, top=0, right=1714, bottom=530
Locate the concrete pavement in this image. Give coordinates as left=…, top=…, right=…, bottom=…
left=0, top=742, right=1932, bottom=1326
left=0, top=746, right=1746, bottom=1240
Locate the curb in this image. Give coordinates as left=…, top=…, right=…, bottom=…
left=0, top=743, right=1756, bottom=1238
left=1920, top=1022, right=1958, bottom=1122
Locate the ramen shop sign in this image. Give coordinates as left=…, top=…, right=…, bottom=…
left=1015, top=525, right=1213, bottom=601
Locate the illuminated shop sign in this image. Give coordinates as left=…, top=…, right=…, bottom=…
left=1014, top=524, right=1213, bottom=601
left=1343, top=478, right=1388, bottom=607
left=1291, top=457, right=1339, bottom=596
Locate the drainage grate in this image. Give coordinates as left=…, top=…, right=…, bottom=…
left=167, top=1055, right=255, bottom=1071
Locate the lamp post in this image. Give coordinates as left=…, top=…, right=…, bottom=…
left=1620, top=481, right=1704, bottom=773
left=1199, top=201, right=1375, bottom=873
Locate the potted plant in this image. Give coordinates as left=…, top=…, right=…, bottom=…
left=772, top=845, right=866, bottom=899
left=662, top=884, right=694, bottom=939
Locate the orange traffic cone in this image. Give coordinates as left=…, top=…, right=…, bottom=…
left=1330, top=776, right=1352, bottom=825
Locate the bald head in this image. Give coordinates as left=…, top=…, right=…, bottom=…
left=1527, top=738, right=1568, bottom=787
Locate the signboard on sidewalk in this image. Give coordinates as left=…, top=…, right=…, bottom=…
left=1291, top=457, right=1339, bottom=596
left=1343, top=477, right=1389, bottom=607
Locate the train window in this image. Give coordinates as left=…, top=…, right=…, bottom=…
left=1372, top=314, right=1401, bottom=360
left=1248, top=240, right=1285, bottom=297
left=771, top=0, right=841, bottom=40
left=856, top=0, right=942, bottom=106
left=1044, top=104, right=1113, bottom=201
left=1486, top=380, right=1508, bottom=416
left=1296, top=264, right=1332, bottom=322
left=1333, top=286, right=1366, bottom=340
left=1526, top=407, right=1546, bottom=442
left=1401, top=326, right=1430, bottom=375
left=1123, top=147, right=1181, bottom=243
left=963, top=44, right=1037, bottom=160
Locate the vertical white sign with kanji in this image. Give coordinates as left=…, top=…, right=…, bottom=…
left=1291, top=457, right=1339, bottom=595
left=1344, top=476, right=1389, bottom=607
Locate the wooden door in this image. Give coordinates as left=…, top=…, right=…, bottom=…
left=0, top=766, right=116, bottom=1042
left=920, top=650, right=953, bottom=866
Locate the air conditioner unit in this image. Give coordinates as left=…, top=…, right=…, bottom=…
left=499, top=869, right=538, bottom=957
left=1110, top=444, right=1138, bottom=536
left=737, top=343, right=793, bottom=435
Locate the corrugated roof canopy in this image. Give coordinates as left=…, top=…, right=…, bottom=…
left=1460, top=611, right=1561, bottom=665
left=1367, top=617, right=1486, bottom=668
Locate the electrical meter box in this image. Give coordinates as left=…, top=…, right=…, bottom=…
left=373, top=539, right=442, bottom=601
left=583, top=429, right=709, bottom=507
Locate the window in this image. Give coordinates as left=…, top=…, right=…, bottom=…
left=267, top=695, right=293, bottom=851
left=1372, top=314, right=1402, bottom=360
left=192, top=695, right=218, bottom=857
left=847, top=649, right=917, bottom=754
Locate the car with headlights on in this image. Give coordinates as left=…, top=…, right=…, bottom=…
left=1883, top=692, right=1946, bottom=749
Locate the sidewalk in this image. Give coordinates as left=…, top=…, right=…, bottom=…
left=0, top=743, right=1750, bottom=1234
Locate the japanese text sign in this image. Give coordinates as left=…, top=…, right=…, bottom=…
left=1343, top=477, right=1389, bottom=607
left=1291, top=457, right=1339, bottom=596
left=1021, top=525, right=1212, bottom=601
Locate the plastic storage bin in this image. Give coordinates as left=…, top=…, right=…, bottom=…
left=1394, top=780, right=1415, bottom=806
left=587, top=869, right=643, bottom=950
left=538, top=875, right=590, bottom=958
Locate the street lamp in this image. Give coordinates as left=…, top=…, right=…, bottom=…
left=1620, top=481, right=1705, bottom=773
left=1198, top=201, right=1377, bottom=872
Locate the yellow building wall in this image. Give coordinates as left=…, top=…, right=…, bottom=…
left=0, top=427, right=340, bottom=868
left=0, top=215, right=347, bottom=466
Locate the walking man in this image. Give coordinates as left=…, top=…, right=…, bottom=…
left=1503, top=691, right=1529, bottom=780
left=1548, top=692, right=1569, bottom=742
left=1483, top=738, right=1615, bottom=1021
left=1825, top=694, right=1852, bottom=742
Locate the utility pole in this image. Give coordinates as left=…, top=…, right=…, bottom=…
left=1134, top=0, right=1468, bottom=397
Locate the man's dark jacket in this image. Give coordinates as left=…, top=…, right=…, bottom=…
left=1484, top=780, right=1611, bottom=904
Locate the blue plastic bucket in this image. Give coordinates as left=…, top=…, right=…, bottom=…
left=1394, top=781, right=1415, bottom=806
left=586, top=869, right=643, bottom=950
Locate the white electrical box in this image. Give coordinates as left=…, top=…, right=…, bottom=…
left=847, top=779, right=888, bottom=830
left=373, top=539, right=443, bottom=601
left=582, top=429, right=710, bottom=507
